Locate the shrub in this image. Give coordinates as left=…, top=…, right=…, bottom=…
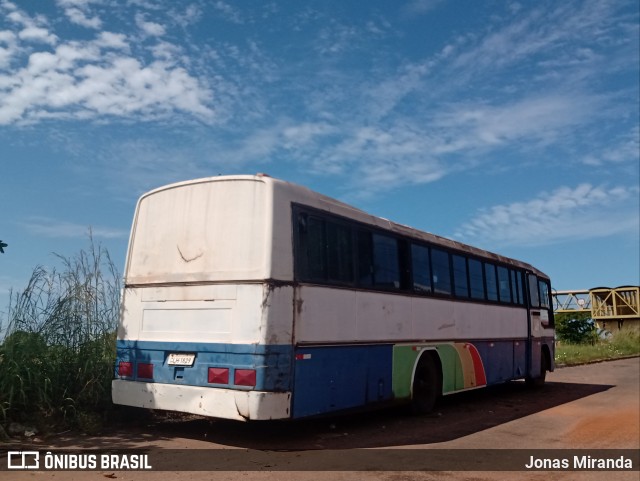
left=0, top=235, right=120, bottom=433
left=555, top=312, right=597, bottom=344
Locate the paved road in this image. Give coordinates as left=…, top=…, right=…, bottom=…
left=3, top=357, right=639, bottom=481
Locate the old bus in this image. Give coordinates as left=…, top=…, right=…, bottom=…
left=112, top=174, right=554, bottom=420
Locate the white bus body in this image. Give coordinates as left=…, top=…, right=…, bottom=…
left=112, top=175, right=554, bottom=420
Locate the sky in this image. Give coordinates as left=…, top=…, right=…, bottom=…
left=0, top=0, right=639, bottom=323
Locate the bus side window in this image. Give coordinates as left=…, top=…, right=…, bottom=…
left=431, top=248, right=452, bottom=296
left=515, top=271, right=524, bottom=304
left=510, top=270, right=520, bottom=304
left=528, top=274, right=540, bottom=307
left=411, top=244, right=432, bottom=293
left=452, top=254, right=469, bottom=298
left=538, top=278, right=554, bottom=326
left=497, top=266, right=512, bottom=303
left=468, top=258, right=485, bottom=300
left=398, top=240, right=411, bottom=291
left=357, top=230, right=374, bottom=286
left=326, top=221, right=353, bottom=284
left=485, top=263, right=498, bottom=301
left=372, top=233, right=400, bottom=289
left=538, top=279, right=550, bottom=309
left=297, top=213, right=327, bottom=281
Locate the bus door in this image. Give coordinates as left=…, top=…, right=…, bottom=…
left=526, top=273, right=554, bottom=381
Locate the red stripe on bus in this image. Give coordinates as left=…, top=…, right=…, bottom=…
left=466, top=344, right=487, bottom=386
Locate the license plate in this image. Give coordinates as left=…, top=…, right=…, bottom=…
left=167, top=353, right=195, bottom=366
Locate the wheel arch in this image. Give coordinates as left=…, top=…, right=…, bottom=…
left=411, top=348, right=443, bottom=399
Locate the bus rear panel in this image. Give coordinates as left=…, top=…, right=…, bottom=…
left=112, top=177, right=295, bottom=420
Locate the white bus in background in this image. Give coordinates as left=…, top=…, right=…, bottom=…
left=112, top=174, right=555, bottom=421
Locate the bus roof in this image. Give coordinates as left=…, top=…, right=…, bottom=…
left=139, top=174, right=548, bottom=279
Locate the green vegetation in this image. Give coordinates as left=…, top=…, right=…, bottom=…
left=0, top=236, right=120, bottom=435
left=554, top=311, right=597, bottom=344
left=554, top=312, right=640, bottom=366
left=555, top=328, right=640, bottom=366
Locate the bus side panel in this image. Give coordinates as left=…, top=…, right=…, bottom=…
left=291, top=345, right=393, bottom=418
left=514, top=339, right=527, bottom=378
left=473, top=341, right=515, bottom=385
left=295, top=287, right=528, bottom=343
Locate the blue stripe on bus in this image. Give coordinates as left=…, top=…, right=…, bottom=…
left=291, top=344, right=394, bottom=418
left=473, top=339, right=529, bottom=385
left=115, top=338, right=551, bottom=418
left=115, top=340, right=293, bottom=391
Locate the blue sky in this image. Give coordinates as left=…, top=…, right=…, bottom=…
left=1, top=0, right=638, bottom=321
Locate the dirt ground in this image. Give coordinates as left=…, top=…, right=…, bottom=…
left=2, top=357, right=639, bottom=481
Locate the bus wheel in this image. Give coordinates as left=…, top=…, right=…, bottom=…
left=526, top=353, right=548, bottom=388
left=411, top=357, right=440, bottom=415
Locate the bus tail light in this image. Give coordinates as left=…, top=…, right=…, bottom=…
left=137, top=363, right=154, bottom=379
left=208, top=367, right=229, bottom=384
left=118, top=361, right=133, bottom=377
left=234, top=369, right=256, bottom=387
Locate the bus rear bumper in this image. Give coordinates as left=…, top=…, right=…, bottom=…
left=112, top=380, right=292, bottom=421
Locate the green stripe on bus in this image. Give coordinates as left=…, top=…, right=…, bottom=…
left=392, top=345, right=420, bottom=399
left=392, top=343, right=465, bottom=399
left=392, top=343, right=477, bottom=399
left=436, top=344, right=464, bottom=394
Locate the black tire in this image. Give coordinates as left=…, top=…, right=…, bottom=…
left=411, top=357, right=440, bottom=415
left=526, top=352, right=548, bottom=388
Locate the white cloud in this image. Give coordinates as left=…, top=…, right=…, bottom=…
left=316, top=23, right=360, bottom=55
left=402, top=0, right=444, bottom=16
left=0, top=4, right=214, bottom=124
left=364, top=62, right=430, bottom=121
left=18, top=26, right=58, bottom=45
left=135, top=13, right=166, bottom=37
left=56, top=0, right=102, bottom=29
left=581, top=126, right=640, bottom=166
left=172, top=4, right=202, bottom=28
left=455, top=184, right=640, bottom=247
left=432, top=93, right=603, bottom=149
left=2, top=1, right=58, bottom=46
left=213, top=1, right=244, bottom=24
left=282, top=122, right=336, bottom=147
left=0, top=30, right=18, bottom=68
left=94, top=32, right=129, bottom=51
left=65, top=10, right=101, bottom=29
left=323, top=124, right=447, bottom=194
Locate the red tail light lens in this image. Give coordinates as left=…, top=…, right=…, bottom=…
left=118, top=361, right=133, bottom=377
left=234, top=369, right=256, bottom=387
left=137, top=363, right=154, bottom=379
left=208, top=367, right=229, bottom=384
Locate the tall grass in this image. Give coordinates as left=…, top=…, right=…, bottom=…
left=0, top=235, right=120, bottom=433
left=555, top=328, right=640, bottom=366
